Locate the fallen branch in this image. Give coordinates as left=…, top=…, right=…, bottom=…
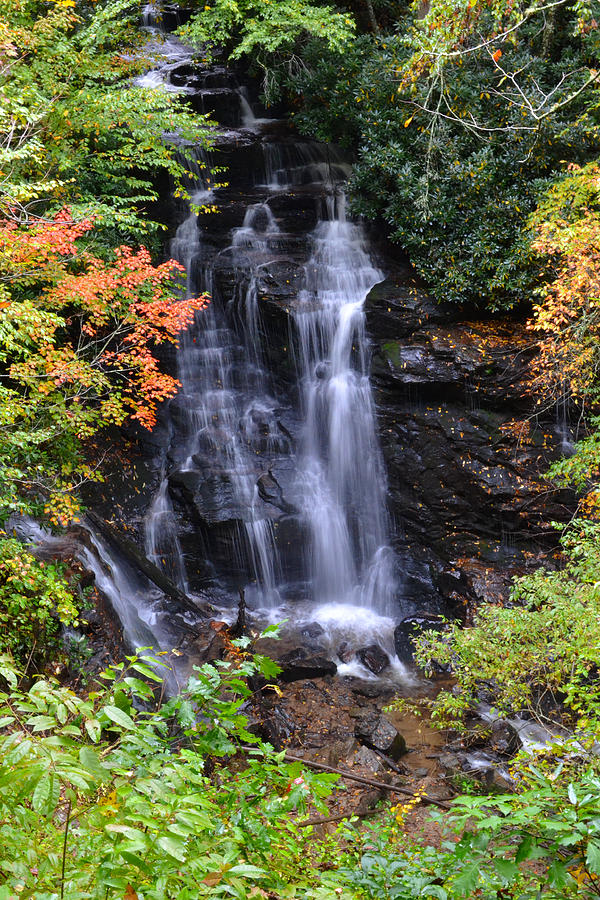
left=370, top=746, right=408, bottom=775
left=297, top=808, right=377, bottom=827
left=241, top=745, right=450, bottom=809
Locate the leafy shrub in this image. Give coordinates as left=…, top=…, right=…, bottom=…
left=0, top=646, right=340, bottom=899
left=283, top=2, right=599, bottom=311
left=332, top=767, right=600, bottom=898
left=413, top=520, right=600, bottom=731
left=0, top=538, right=78, bottom=668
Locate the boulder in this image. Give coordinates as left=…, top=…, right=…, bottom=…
left=356, top=644, right=390, bottom=675
left=355, top=712, right=407, bottom=760
left=488, top=720, right=521, bottom=757
left=394, top=615, right=445, bottom=662
left=277, top=650, right=337, bottom=682
left=351, top=745, right=384, bottom=774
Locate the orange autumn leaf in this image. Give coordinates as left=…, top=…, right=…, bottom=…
left=0, top=208, right=210, bottom=524
left=0, top=208, right=209, bottom=431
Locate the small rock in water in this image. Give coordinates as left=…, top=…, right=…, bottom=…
left=346, top=678, right=386, bottom=698
left=337, top=641, right=355, bottom=664
left=488, top=720, right=520, bottom=757
left=301, top=622, right=325, bottom=641
left=370, top=717, right=407, bottom=760
left=278, top=649, right=337, bottom=682
left=355, top=712, right=407, bottom=760
left=356, top=644, right=390, bottom=675
left=437, top=752, right=462, bottom=775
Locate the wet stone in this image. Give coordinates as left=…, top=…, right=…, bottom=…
left=356, top=644, right=390, bottom=675
left=337, top=641, right=355, bottom=664
left=394, top=615, right=445, bottom=662
left=369, top=718, right=407, bottom=760
left=351, top=745, right=384, bottom=774
left=300, top=622, right=325, bottom=641
left=355, top=712, right=407, bottom=760
left=322, top=737, right=358, bottom=768
left=277, top=649, right=337, bottom=683
left=345, top=678, right=390, bottom=699
left=488, top=720, right=521, bottom=757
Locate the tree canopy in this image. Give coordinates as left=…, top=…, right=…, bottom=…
left=0, top=0, right=211, bottom=521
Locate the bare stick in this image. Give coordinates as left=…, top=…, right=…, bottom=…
left=60, top=799, right=71, bottom=900
left=241, top=745, right=450, bottom=809
left=297, top=809, right=377, bottom=827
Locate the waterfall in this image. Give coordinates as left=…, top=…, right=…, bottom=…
left=145, top=477, right=189, bottom=593
left=8, top=517, right=196, bottom=691
left=131, top=9, right=407, bottom=676
left=294, top=192, right=395, bottom=614
left=144, top=149, right=284, bottom=605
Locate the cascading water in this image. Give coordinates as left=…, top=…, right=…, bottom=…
left=145, top=147, right=287, bottom=604
left=145, top=476, right=189, bottom=592
left=294, top=191, right=396, bottom=616
left=8, top=517, right=195, bottom=691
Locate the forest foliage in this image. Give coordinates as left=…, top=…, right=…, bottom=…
left=0, top=0, right=211, bottom=524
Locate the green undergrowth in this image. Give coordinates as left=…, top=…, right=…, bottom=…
left=411, top=519, right=600, bottom=735
left=3, top=636, right=600, bottom=899
left=0, top=538, right=80, bottom=672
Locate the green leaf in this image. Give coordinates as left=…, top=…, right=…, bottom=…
left=85, top=718, right=101, bottom=743
left=228, top=864, right=265, bottom=878
left=105, top=824, right=147, bottom=841
left=452, top=861, right=480, bottom=895
left=120, top=850, right=151, bottom=873
left=130, top=662, right=163, bottom=682
left=5, top=738, right=32, bottom=765
left=515, top=835, right=534, bottom=863
left=547, top=859, right=569, bottom=888
left=31, top=776, right=50, bottom=812
left=493, top=858, right=519, bottom=882
left=103, top=705, right=135, bottom=730
left=422, top=888, right=447, bottom=900
left=79, top=746, right=106, bottom=776
left=158, top=835, right=187, bottom=861
left=123, top=676, right=153, bottom=698
left=28, top=715, right=57, bottom=732
left=57, top=769, right=94, bottom=791
left=586, top=841, right=600, bottom=875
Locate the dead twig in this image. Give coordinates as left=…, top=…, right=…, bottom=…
left=241, top=745, right=450, bottom=809
left=297, top=808, right=378, bottom=827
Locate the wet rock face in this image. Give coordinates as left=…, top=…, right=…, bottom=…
left=86, top=48, right=575, bottom=628
left=365, top=270, right=574, bottom=611
left=394, top=615, right=446, bottom=663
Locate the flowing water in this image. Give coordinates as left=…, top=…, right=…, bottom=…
left=294, top=192, right=396, bottom=617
